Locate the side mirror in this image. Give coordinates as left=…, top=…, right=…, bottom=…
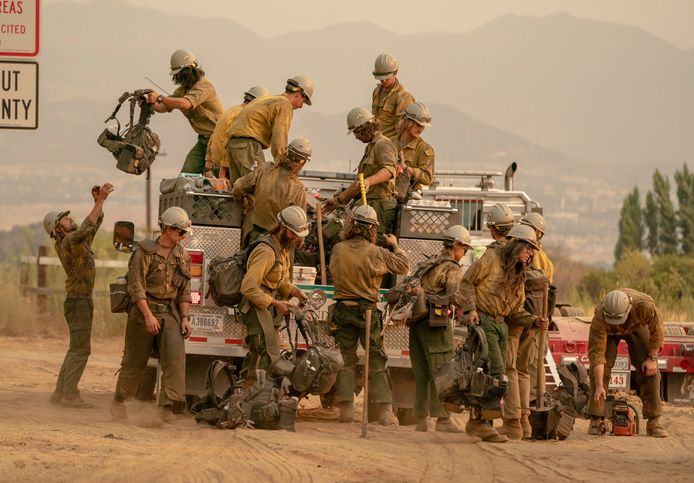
left=113, top=221, right=135, bottom=253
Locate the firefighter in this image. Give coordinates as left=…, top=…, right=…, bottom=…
left=226, top=76, right=314, bottom=182
left=409, top=225, right=470, bottom=433
left=456, top=224, right=548, bottom=442
left=586, top=289, right=668, bottom=437
left=110, top=207, right=193, bottom=420
left=232, top=137, right=310, bottom=248
left=322, top=107, right=398, bottom=246
left=146, top=49, right=224, bottom=174
left=390, top=102, right=435, bottom=192
left=371, top=53, right=415, bottom=138
left=486, top=203, right=515, bottom=248
left=519, top=212, right=555, bottom=437
left=239, top=206, right=309, bottom=382
left=329, top=205, right=410, bottom=425
left=44, top=183, right=114, bottom=408
left=205, top=86, right=271, bottom=180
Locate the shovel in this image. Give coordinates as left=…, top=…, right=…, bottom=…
left=529, top=283, right=554, bottom=438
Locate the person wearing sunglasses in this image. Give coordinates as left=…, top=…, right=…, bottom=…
left=111, top=207, right=193, bottom=421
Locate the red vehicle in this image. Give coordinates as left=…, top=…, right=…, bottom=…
left=549, top=314, right=694, bottom=405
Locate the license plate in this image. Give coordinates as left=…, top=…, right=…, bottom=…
left=190, top=313, right=225, bottom=333
left=609, top=372, right=628, bottom=388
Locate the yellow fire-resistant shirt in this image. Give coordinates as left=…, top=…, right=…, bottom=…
left=372, top=78, right=415, bottom=138
left=358, top=133, right=397, bottom=200
left=232, top=162, right=307, bottom=231
left=227, top=94, right=293, bottom=159
left=390, top=134, right=435, bottom=191
left=171, top=78, right=223, bottom=136
left=206, top=103, right=245, bottom=167
left=588, top=288, right=664, bottom=366
left=241, top=235, right=294, bottom=310
left=330, top=238, right=410, bottom=304
left=456, top=248, right=536, bottom=327
left=420, top=251, right=463, bottom=305
left=533, top=247, right=555, bottom=284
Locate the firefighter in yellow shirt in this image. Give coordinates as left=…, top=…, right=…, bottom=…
left=226, top=76, right=314, bottom=182
left=371, top=53, right=415, bottom=138
left=390, top=102, right=435, bottom=193
left=205, top=86, right=270, bottom=180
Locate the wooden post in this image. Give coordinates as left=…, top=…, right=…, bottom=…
left=37, top=245, right=49, bottom=314
left=536, top=283, right=549, bottom=410
left=361, top=309, right=372, bottom=438
left=315, top=206, right=327, bottom=285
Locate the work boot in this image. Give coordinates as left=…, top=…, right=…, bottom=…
left=520, top=414, right=532, bottom=439
left=435, top=417, right=463, bottom=433
left=110, top=399, right=127, bottom=420
left=377, top=403, right=399, bottom=427
left=497, top=418, right=523, bottom=440
left=468, top=418, right=508, bottom=443
left=49, top=391, right=62, bottom=405
left=415, top=416, right=429, bottom=432
left=339, top=402, right=354, bottom=423
left=587, top=416, right=607, bottom=436
left=646, top=418, right=668, bottom=438
left=61, top=395, right=94, bottom=409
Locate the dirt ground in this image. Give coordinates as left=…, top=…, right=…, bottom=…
left=0, top=336, right=693, bottom=483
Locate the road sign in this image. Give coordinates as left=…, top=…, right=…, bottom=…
left=0, top=0, right=40, bottom=57
left=0, top=60, right=38, bottom=129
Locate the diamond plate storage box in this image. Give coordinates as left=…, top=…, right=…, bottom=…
left=159, top=190, right=242, bottom=228
left=399, top=200, right=458, bottom=240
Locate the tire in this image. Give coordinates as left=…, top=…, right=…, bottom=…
left=135, top=365, right=157, bottom=401
left=664, top=325, right=686, bottom=337
left=559, top=306, right=584, bottom=317
left=396, top=407, right=418, bottom=426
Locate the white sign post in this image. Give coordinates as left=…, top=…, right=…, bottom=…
left=1, top=60, right=38, bottom=129
left=0, top=0, right=40, bottom=57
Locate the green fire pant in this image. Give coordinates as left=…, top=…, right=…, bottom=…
left=479, top=315, right=508, bottom=379
left=114, top=306, right=186, bottom=406
left=409, top=320, right=454, bottom=418
left=180, top=135, right=210, bottom=174
left=333, top=303, right=392, bottom=404
left=586, top=325, right=662, bottom=419
left=54, top=297, right=93, bottom=399
left=240, top=304, right=283, bottom=381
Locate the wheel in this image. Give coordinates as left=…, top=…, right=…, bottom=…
left=559, top=306, right=584, bottom=317
left=396, top=407, right=418, bottom=426
left=320, top=387, right=337, bottom=409
left=135, top=365, right=157, bottom=401
left=664, top=325, right=686, bottom=337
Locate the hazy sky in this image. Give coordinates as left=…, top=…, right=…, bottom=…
left=46, top=0, right=694, bottom=49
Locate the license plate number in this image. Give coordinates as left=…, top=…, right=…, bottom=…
left=613, top=356, right=630, bottom=371
left=190, top=313, right=224, bottom=333
left=609, top=373, right=628, bottom=388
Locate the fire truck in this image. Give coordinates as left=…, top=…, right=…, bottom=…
left=151, top=162, right=551, bottom=418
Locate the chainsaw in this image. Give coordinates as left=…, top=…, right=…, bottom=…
left=605, top=395, right=640, bottom=436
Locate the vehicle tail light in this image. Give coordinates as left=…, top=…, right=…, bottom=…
left=188, top=250, right=204, bottom=278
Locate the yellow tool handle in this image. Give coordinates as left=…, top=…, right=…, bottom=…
left=358, top=173, right=367, bottom=206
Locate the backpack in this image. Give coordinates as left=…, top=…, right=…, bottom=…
left=524, top=266, right=557, bottom=318
left=190, top=360, right=237, bottom=426
left=433, top=325, right=508, bottom=418
left=385, top=255, right=459, bottom=324
left=97, top=89, right=161, bottom=175
left=286, top=306, right=344, bottom=395
left=207, top=235, right=280, bottom=307
left=555, top=361, right=590, bottom=417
